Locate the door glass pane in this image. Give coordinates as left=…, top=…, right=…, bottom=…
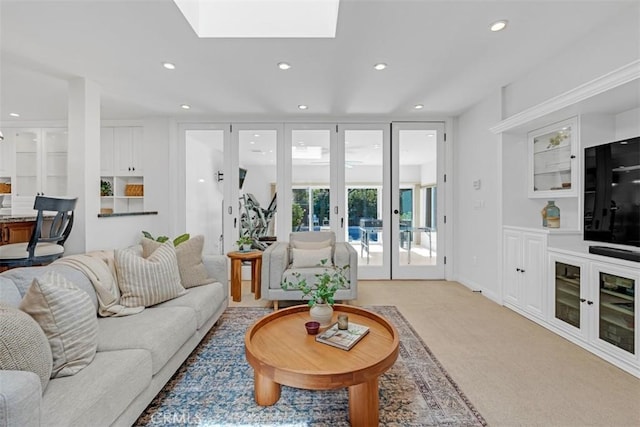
left=185, top=130, right=225, bottom=254
left=345, top=130, right=384, bottom=266
left=238, top=130, right=277, bottom=249
left=554, top=262, right=581, bottom=328
left=292, top=130, right=330, bottom=232
left=43, top=129, right=68, bottom=196
left=398, top=129, right=437, bottom=266
left=15, top=130, right=39, bottom=197
left=599, top=272, right=635, bottom=354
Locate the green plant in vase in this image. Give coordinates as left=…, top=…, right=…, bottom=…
left=100, top=180, right=113, bottom=196
left=236, top=236, right=253, bottom=251
left=281, top=259, right=350, bottom=326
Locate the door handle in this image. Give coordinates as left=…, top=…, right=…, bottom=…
left=233, top=218, right=237, bottom=228
left=341, top=218, right=344, bottom=228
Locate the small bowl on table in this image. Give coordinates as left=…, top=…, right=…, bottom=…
left=305, top=321, right=320, bottom=335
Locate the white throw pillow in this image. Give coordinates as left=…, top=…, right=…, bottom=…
left=19, top=271, right=98, bottom=378
left=290, top=238, right=332, bottom=250
left=116, top=241, right=186, bottom=307
left=0, top=306, right=53, bottom=391
left=141, top=235, right=211, bottom=288
left=291, top=247, right=333, bottom=268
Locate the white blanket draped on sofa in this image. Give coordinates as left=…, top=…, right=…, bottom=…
left=54, top=252, right=144, bottom=317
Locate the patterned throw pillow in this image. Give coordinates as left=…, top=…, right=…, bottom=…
left=291, top=246, right=333, bottom=268
left=116, top=241, right=186, bottom=307
left=141, top=235, right=211, bottom=288
left=0, top=306, right=53, bottom=391
left=19, top=271, right=98, bottom=378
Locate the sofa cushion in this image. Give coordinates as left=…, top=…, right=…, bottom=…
left=1, top=265, right=99, bottom=310
left=41, top=349, right=151, bottom=427
left=291, top=247, right=333, bottom=268
left=19, top=271, right=98, bottom=378
left=97, top=306, right=197, bottom=374
left=141, top=235, right=212, bottom=288
left=155, top=282, right=225, bottom=329
left=0, top=306, right=53, bottom=392
left=0, top=277, right=22, bottom=307
left=116, top=242, right=186, bottom=307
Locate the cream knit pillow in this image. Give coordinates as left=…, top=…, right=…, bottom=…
left=116, top=241, right=186, bottom=307
left=19, top=272, right=98, bottom=378
left=141, top=235, right=211, bottom=288
left=0, top=306, right=53, bottom=391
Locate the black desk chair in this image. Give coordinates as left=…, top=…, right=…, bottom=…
left=0, top=196, right=77, bottom=268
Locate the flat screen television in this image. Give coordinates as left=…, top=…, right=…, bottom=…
left=584, top=136, right=640, bottom=248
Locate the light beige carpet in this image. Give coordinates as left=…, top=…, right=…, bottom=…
left=231, top=279, right=640, bottom=426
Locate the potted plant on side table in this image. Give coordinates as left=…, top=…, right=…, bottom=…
left=236, top=236, right=253, bottom=251
left=282, top=259, right=350, bottom=326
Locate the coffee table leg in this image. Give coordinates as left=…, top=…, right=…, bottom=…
left=348, top=378, right=379, bottom=427
left=231, top=259, right=242, bottom=302
left=254, top=372, right=281, bottom=406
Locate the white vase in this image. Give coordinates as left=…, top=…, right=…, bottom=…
left=310, top=303, right=333, bottom=327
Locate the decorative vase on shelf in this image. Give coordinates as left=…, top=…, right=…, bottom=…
left=545, top=201, right=560, bottom=228
left=310, top=303, right=333, bottom=327
left=540, top=205, right=547, bottom=227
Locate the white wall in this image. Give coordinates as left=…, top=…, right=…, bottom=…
left=453, top=91, right=501, bottom=300
left=615, top=107, right=640, bottom=140
left=503, top=5, right=640, bottom=118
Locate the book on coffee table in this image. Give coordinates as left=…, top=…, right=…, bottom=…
left=315, top=321, right=370, bottom=351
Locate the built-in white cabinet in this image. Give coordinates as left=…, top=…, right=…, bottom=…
left=101, top=126, right=143, bottom=176
left=503, top=227, right=547, bottom=320
left=528, top=117, right=579, bottom=198
left=100, top=126, right=144, bottom=214
left=2, top=128, right=68, bottom=213
left=0, top=135, right=14, bottom=177
left=547, top=249, right=639, bottom=377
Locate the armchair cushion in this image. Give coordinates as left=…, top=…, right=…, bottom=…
left=290, top=247, right=333, bottom=268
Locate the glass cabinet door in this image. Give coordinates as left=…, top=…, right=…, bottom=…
left=554, top=261, right=582, bottom=329
left=527, top=117, right=578, bottom=198
left=599, top=272, right=635, bottom=355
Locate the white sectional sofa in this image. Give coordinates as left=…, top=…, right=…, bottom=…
left=0, top=254, right=228, bottom=427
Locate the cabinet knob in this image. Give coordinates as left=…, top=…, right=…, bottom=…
left=580, top=298, right=586, bottom=303
left=587, top=300, right=594, bottom=305
left=570, top=155, right=576, bottom=159
left=128, top=167, right=131, bottom=171
left=520, top=269, right=525, bottom=273
left=132, top=167, right=135, bottom=171
left=516, top=268, right=521, bottom=272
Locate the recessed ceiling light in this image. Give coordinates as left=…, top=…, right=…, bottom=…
left=298, top=104, right=308, bottom=110
left=162, top=62, right=176, bottom=70
left=9, top=112, right=20, bottom=117
left=414, top=104, right=424, bottom=110
left=250, top=141, right=255, bottom=145
left=254, top=133, right=260, bottom=137
left=490, top=20, right=508, bottom=32
left=180, top=104, right=191, bottom=110
left=374, top=63, right=387, bottom=71
left=278, top=62, right=291, bottom=70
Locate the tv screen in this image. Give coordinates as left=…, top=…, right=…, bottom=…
left=584, top=136, right=640, bottom=247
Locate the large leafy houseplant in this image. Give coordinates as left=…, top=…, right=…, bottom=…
left=282, top=259, right=350, bottom=307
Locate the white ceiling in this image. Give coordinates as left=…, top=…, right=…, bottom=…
left=0, top=0, right=637, bottom=122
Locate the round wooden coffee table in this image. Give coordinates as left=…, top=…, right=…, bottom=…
left=244, top=304, right=399, bottom=426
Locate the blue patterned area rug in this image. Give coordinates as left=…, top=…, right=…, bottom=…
left=135, top=306, right=487, bottom=426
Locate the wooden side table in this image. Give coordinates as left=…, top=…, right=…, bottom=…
left=227, top=250, right=263, bottom=302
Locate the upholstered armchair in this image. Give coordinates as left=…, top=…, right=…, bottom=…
left=261, top=231, right=357, bottom=309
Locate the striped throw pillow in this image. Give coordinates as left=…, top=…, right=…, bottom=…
left=141, top=235, right=211, bottom=288
left=19, top=271, right=98, bottom=378
left=116, top=241, right=186, bottom=307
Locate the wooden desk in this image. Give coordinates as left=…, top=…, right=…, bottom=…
left=227, top=250, right=263, bottom=302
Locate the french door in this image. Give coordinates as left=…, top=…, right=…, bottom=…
left=180, top=121, right=446, bottom=280
left=391, top=122, right=445, bottom=279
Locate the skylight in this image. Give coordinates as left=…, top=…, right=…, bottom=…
left=173, top=0, right=340, bottom=38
